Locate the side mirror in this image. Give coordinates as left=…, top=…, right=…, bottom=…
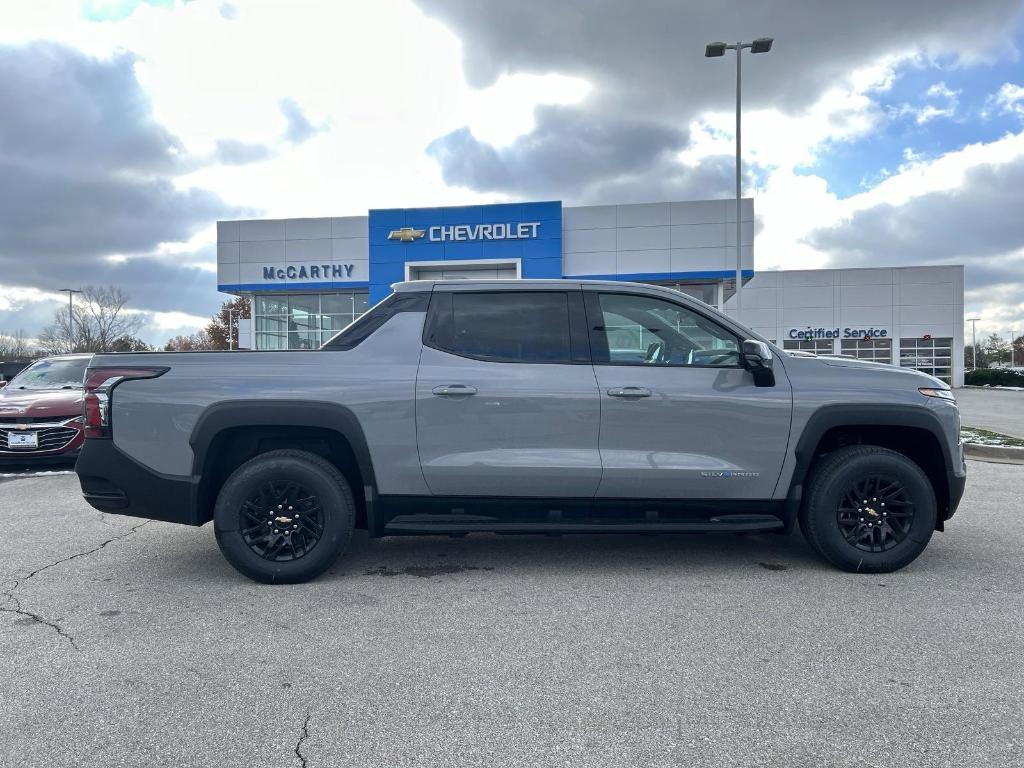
left=742, top=339, right=775, bottom=387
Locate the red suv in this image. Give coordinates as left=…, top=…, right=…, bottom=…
left=0, top=355, right=91, bottom=464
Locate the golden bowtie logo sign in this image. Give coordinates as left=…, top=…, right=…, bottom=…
left=387, top=227, right=425, bottom=243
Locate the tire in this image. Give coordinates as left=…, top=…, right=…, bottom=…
left=799, top=445, right=937, bottom=573
left=213, top=449, right=355, bottom=584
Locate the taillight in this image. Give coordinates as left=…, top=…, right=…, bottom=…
left=83, top=367, right=168, bottom=438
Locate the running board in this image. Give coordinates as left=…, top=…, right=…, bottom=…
left=383, top=514, right=784, bottom=535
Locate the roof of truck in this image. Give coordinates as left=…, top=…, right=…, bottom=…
left=392, top=278, right=668, bottom=292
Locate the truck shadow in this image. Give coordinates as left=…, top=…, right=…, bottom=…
left=327, top=528, right=826, bottom=581
left=149, top=527, right=835, bottom=584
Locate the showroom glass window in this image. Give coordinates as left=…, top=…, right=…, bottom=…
left=900, top=337, right=952, bottom=384
left=429, top=291, right=573, bottom=363
left=593, top=293, right=739, bottom=366
left=254, top=291, right=369, bottom=350
left=840, top=337, right=892, bottom=363
left=783, top=338, right=835, bottom=355
left=644, top=281, right=719, bottom=308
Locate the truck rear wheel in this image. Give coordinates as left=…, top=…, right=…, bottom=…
left=213, top=449, right=355, bottom=584
left=799, top=445, right=936, bottom=573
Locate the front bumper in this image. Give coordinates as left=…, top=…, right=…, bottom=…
left=0, top=423, right=84, bottom=462
left=0, top=450, right=79, bottom=466
left=76, top=438, right=200, bottom=526
left=948, top=473, right=966, bottom=515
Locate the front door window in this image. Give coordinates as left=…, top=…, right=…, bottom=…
left=590, top=292, right=740, bottom=367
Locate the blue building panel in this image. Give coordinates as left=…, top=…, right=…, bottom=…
left=525, top=238, right=562, bottom=259
left=440, top=205, right=485, bottom=225
left=368, top=201, right=563, bottom=295
left=366, top=208, right=404, bottom=229
left=572, top=269, right=755, bottom=282
left=403, top=207, right=445, bottom=227
left=521, top=257, right=563, bottom=279
left=481, top=240, right=524, bottom=259
left=442, top=242, right=485, bottom=261
left=521, top=200, right=562, bottom=221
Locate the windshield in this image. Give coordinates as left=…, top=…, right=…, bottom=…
left=8, top=358, right=89, bottom=390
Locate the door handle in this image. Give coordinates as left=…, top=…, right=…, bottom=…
left=607, top=386, right=651, bottom=398
left=432, top=384, right=477, bottom=396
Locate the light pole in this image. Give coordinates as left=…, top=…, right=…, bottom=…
left=1011, top=329, right=1017, bottom=369
left=705, top=36, right=773, bottom=323
left=966, top=317, right=980, bottom=370
left=227, top=309, right=236, bottom=351
left=60, top=288, right=82, bottom=352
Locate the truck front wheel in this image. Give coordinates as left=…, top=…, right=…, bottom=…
left=213, top=449, right=355, bottom=583
left=799, top=445, right=937, bottom=573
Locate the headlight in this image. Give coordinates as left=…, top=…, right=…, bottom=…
left=919, top=387, right=955, bottom=401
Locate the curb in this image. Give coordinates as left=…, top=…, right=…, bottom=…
left=961, top=385, right=1024, bottom=392
left=963, top=443, right=1024, bottom=464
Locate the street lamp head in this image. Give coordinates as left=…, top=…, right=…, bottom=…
left=705, top=42, right=727, bottom=57
left=750, top=37, right=774, bottom=54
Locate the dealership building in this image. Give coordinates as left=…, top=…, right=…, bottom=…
left=217, top=198, right=964, bottom=385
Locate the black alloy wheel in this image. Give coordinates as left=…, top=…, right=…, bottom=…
left=835, top=475, right=915, bottom=553
left=239, top=480, right=326, bottom=562
left=799, top=445, right=937, bottom=573
left=214, top=449, right=355, bottom=584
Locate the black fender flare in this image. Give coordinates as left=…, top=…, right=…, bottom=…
left=189, top=399, right=379, bottom=529
left=786, top=403, right=957, bottom=521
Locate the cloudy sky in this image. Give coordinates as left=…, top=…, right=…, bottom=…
left=1, top=0, right=1023, bottom=345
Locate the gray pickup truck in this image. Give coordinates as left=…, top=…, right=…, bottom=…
left=76, top=280, right=966, bottom=583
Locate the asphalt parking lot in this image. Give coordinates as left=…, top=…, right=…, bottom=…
left=1, top=461, right=1021, bottom=768
left=955, top=387, right=1024, bottom=439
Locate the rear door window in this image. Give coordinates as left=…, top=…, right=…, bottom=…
left=426, top=291, right=576, bottom=364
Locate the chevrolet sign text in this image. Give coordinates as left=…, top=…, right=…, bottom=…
left=428, top=222, right=540, bottom=242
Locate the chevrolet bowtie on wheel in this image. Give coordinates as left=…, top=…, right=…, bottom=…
left=75, top=280, right=966, bottom=583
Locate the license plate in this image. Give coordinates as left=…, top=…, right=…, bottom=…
left=8, top=432, right=38, bottom=449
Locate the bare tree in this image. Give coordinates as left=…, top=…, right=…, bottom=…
left=0, top=329, right=32, bottom=359
left=38, top=285, right=145, bottom=354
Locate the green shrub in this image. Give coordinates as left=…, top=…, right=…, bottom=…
left=965, top=368, right=1024, bottom=387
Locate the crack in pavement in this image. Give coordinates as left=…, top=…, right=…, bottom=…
left=0, top=520, right=151, bottom=650
left=0, top=592, right=80, bottom=650
left=294, top=713, right=311, bottom=768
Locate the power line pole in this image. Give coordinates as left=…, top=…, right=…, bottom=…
left=966, top=317, right=979, bottom=370
left=60, top=288, right=82, bottom=353
left=705, top=37, right=773, bottom=324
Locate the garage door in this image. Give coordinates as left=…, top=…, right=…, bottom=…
left=411, top=264, right=518, bottom=280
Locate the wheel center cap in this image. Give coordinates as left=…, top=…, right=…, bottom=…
left=274, top=515, right=293, bottom=524
left=865, top=507, right=879, bottom=518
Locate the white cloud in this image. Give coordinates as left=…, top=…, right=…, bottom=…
left=1, top=0, right=592, bottom=219
left=987, top=81, right=1024, bottom=118
left=888, top=80, right=961, bottom=125
left=678, top=58, right=899, bottom=271
left=140, top=309, right=209, bottom=330
left=0, top=285, right=65, bottom=313
left=802, top=131, right=1024, bottom=336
